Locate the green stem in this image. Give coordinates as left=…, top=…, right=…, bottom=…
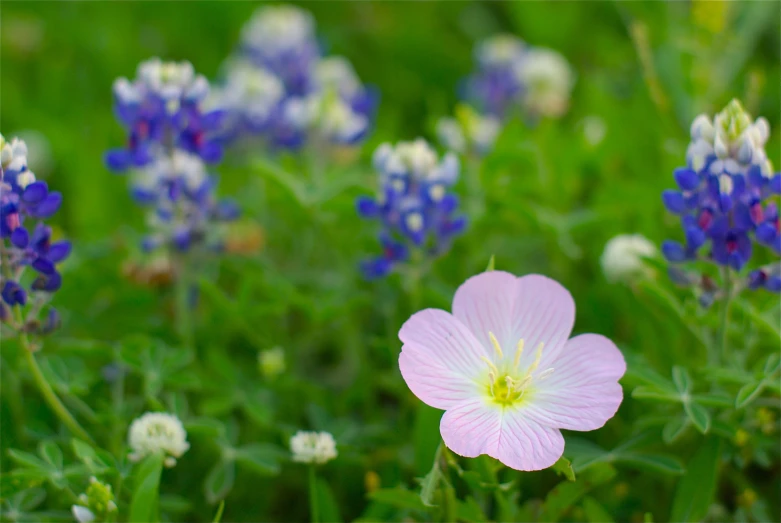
left=308, top=466, right=320, bottom=523
left=174, top=257, right=194, bottom=349
left=717, top=267, right=733, bottom=364
left=18, top=327, right=93, bottom=443
left=464, top=153, right=485, bottom=222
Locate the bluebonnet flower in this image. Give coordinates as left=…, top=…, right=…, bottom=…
left=105, top=58, right=225, bottom=171
left=130, top=151, right=239, bottom=253
left=1, top=133, right=69, bottom=333
left=441, top=36, right=573, bottom=156
left=107, top=61, right=240, bottom=255
left=357, top=139, right=466, bottom=279
left=240, top=5, right=320, bottom=96
left=662, top=99, right=781, bottom=293
left=217, top=6, right=377, bottom=150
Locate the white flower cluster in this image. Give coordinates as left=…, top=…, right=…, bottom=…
left=113, top=58, right=209, bottom=113
left=516, top=48, right=575, bottom=119
left=601, top=234, right=657, bottom=283
left=475, top=34, right=526, bottom=68
left=216, top=60, right=285, bottom=129
left=128, top=412, right=190, bottom=467
left=241, top=5, right=316, bottom=59
left=373, top=138, right=459, bottom=187
left=0, top=133, right=35, bottom=188
left=290, top=430, right=338, bottom=465
left=687, top=99, right=772, bottom=178
left=436, top=106, right=501, bottom=156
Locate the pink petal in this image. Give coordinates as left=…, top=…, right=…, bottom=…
left=440, top=399, right=564, bottom=471
left=526, top=334, right=626, bottom=431
left=452, top=272, right=575, bottom=368
left=451, top=271, right=519, bottom=357
left=399, top=309, right=489, bottom=409
left=493, top=408, right=565, bottom=471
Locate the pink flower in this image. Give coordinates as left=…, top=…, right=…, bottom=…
left=398, top=271, right=626, bottom=471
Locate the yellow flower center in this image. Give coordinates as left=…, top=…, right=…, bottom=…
left=481, top=332, right=554, bottom=407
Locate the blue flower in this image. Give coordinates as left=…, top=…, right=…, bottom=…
left=357, top=139, right=466, bottom=279
left=1, top=134, right=68, bottom=333
left=662, top=100, right=780, bottom=292
left=105, top=58, right=224, bottom=171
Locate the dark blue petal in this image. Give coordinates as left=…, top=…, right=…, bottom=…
left=673, top=167, right=699, bottom=191
left=32, top=192, right=62, bottom=219
left=360, top=257, right=392, bottom=280
left=747, top=269, right=765, bottom=290
left=438, top=194, right=459, bottom=214
left=661, top=240, right=686, bottom=262
left=10, top=227, right=29, bottom=248
left=662, top=190, right=687, bottom=214
left=684, top=226, right=706, bottom=249
left=32, top=257, right=55, bottom=275
left=32, top=272, right=62, bottom=292
left=48, top=241, right=72, bottom=263
left=104, top=149, right=133, bottom=172
left=199, top=141, right=224, bottom=163
left=22, top=181, right=49, bottom=204
left=771, top=173, right=781, bottom=194
left=356, top=197, right=379, bottom=218
left=173, top=229, right=192, bottom=251
left=756, top=223, right=777, bottom=244
left=215, top=200, right=240, bottom=221
left=766, top=276, right=781, bottom=293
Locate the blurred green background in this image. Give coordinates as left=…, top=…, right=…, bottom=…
left=1, top=1, right=780, bottom=522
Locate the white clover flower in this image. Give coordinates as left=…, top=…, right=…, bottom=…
left=515, top=48, right=574, bottom=119
left=601, top=234, right=657, bottom=283
left=290, top=431, right=338, bottom=465
left=128, top=412, right=190, bottom=467
left=71, top=505, right=95, bottom=523
left=241, top=5, right=316, bottom=56
left=476, top=34, right=526, bottom=67
left=316, top=56, right=363, bottom=98
left=258, top=347, right=286, bottom=379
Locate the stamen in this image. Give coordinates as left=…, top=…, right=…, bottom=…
left=514, top=339, right=525, bottom=368
left=480, top=355, right=499, bottom=375
left=504, top=376, right=514, bottom=399
left=488, top=331, right=504, bottom=359
left=528, top=342, right=544, bottom=374
left=536, top=368, right=555, bottom=380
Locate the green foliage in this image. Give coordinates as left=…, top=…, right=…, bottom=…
left=1, top=1, right=780, bottom=522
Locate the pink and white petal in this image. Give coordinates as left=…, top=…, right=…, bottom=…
left=440, top=399, right=502, bottom=459
left=491, top=409, right=565, bottom=471
left=440, top=400, right=564, bottom=472
left=527, top=334, right=626, bottom=431
left=452, top=271, right=520, bottom=356
left=512, top=275, right=576, bottom=370
left=399, top=308, right=489, bottom=379
left=399, top=350, right=480, bottom=410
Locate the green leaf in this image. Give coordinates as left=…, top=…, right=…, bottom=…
left=204, top=460, right=235, bottom=504
left=662, top=416, right=689, bottom=445
left=368, top=488, right=427, bottom=512
left=456, top=496, right=486, bottom=522
left=7, top=450, right=51, bottom=472
left=234, top=443, right=283, bottom=476
left=564, top=438, right=612, bottom=473
left=418, top=444, right=444, bottom=507
left=735, top=382, right=765, bottom=409
left=316, top=477, right=343, bottom=523
left=212, top=501, right=225, bottom=523
left=672, top=366, right=692, bottom=394
left=129, top=452, right=164, bottom=523
left=617, top=453, right=685, bottom=475
left=71, top=440, right=111, bottom=474
left=683, top=401, right=711, bottom=434
left=485, top=255, right=495, bottom=272
left=670, top=437, right=722, bottom=522
left=632, top=387, right=680, bottom=403
left=582, top=496, right=614, bottom=523
left=763, top=353, right=780, bottom=377
left=543, top=463, right=617, bottom=522
left=552, top=456, right=576, bottom=482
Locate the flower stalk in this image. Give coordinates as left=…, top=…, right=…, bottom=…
left=308, top=465, right=320, bottom=523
